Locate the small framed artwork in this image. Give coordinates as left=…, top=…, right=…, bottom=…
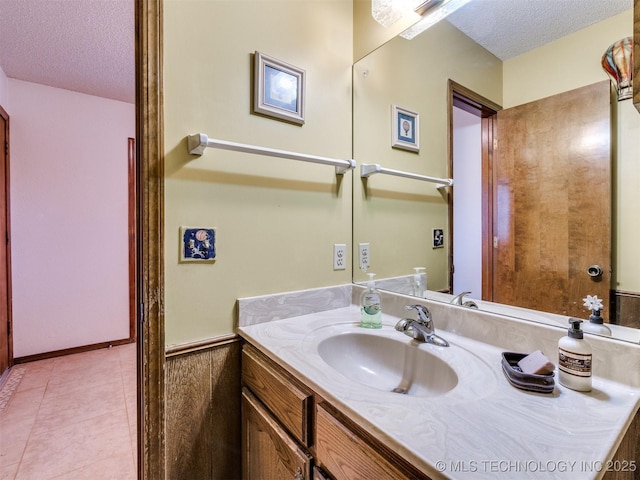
left=253, top=51, right=305, bottom=125
left=180, top=227, right=216, bottom=262
left=432, top=228, right=444, bottom=249
left=391, top=104, right=419, bottom=152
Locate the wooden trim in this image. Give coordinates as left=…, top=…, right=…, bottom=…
left=446, top=82, right=454, bottom=294
left=447, top=80, right=501, bottom=300
left=0, top=105, right=12, bottom=370
left=481, top=115, right=496, bottom=301
left=450, top=80, right=502, bottom=117
left=613, top=289, right=640, bottom=298
left=128, top=137, right=137, bottom=342
left=14, top=338, right=133, bottom=364
left=165, top=333, right=240, bottom=357
left=136, top=0, right=165, bottom=478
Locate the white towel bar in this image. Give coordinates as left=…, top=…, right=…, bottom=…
left=187, top=133, right=355, bottom=175
left=360, top=163, right=453, bottom=188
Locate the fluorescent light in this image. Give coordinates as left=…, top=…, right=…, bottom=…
left=400, top=0, right=472, bottom=39
left=372, top=0, right=429, bottom=27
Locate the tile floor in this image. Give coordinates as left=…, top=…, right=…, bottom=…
left=0, top=343, right=137, bottom=479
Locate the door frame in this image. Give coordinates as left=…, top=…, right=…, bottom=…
left=0, top=104, right=12, bottom=381
left=447, top=80, right=501, bottom=300
left=136, top=0, right=165, bottom=477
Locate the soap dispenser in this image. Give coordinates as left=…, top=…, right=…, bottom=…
left=360, top=273, right=382, bottom=329
left=558, top=319, right=592, bottom=392
left=412, top=267, right=426, bottom=298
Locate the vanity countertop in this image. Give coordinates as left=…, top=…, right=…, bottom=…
left=238, top=305, right=640, bottom=480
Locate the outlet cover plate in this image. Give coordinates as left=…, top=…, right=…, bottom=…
left=333, top=244, right=346, bottom=270
left=359, top=243, right=370, bottom=271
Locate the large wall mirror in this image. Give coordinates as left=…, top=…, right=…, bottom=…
left=353, top=0, right=640, bottom=343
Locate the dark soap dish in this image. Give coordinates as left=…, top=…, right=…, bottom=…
left=501, top=352, right=555, bottom=394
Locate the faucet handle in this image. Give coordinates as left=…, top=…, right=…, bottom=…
left=451, top=291, right=472, bottom=305
left=405, top=304, right=431, bottom=322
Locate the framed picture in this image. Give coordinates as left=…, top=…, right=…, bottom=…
left=180, top=227, right=216, bottom=263
left=253, top=51, right=305, bottom=125
left=391, top=104, right=419, bottom=152
left=432, top=228, right=444, bottom=249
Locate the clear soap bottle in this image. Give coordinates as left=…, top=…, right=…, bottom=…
left=412, top=267, right=426, bottom=297
left=558, top=319, right=592, bottom=392
left=360, top=273, right=382, bottom=329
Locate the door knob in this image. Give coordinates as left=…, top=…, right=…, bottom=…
left=587, top=265, right=603, bottom=278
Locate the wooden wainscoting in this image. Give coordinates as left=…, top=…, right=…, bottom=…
left=165, top=334, right=242, bottom=480
left=612, top=291, right=640, bottom=329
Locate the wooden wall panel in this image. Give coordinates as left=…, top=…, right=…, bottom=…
left=165, top=336, right=241, bottom=480
left=612, top=291, right=640, bottom=329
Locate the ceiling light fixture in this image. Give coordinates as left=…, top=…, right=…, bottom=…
left=400, top=0, right=472, bottom=39
left=371, top=0, right=427, bottom=28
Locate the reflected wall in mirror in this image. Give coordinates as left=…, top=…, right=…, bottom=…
left=353, top=6, right=640, bottom=342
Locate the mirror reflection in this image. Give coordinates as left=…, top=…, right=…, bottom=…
left=353, top=3, right=640, bottom=343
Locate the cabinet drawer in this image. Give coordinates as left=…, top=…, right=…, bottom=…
left=315, top=403, right=428, bottom=480
left=242, top=388, right=312, bottom=480
left=242, top=345, right=312, bottom=446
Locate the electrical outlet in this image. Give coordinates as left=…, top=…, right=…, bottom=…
left=333, top=244, right=346, bottom=270
left=359, top=243, right=370, bottom=271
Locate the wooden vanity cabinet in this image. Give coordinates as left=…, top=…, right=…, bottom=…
left=241, top=344, right=430, bottom=480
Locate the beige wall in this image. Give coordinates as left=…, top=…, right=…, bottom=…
left=503, top=11, right=632, bottom=108
left=352, top=21, right=502, bottom=290
left=503, top=9, right=640, bottom=292
left=163, top=0, right=353, bottom=345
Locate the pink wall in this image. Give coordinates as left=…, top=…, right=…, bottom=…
left=8, top=79, right=135, bottom=357
left=0, top=67, right=8, bottom=109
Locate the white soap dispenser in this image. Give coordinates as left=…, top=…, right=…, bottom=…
left=558, top=319, right=592, bottom=392
left=412, top=267, right=426, bottom=297
left=360, top=273, right=382, bottom=329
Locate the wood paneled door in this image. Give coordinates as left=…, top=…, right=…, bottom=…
left=0, top=105, right=12, bottom=380
left=493, top=81, right=611, bottom=320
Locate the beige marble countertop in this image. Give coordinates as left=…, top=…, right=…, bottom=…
left=239, top=305, right=640, bottom=480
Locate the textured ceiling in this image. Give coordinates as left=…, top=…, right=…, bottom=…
left=447, top=0, right=632, bottom=60
left=0, top=0, right=134, bottom=104
left=0, top=0, right=633, bottom=104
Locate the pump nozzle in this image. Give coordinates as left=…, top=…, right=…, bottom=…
left=568, top=318, right=584, bottom=339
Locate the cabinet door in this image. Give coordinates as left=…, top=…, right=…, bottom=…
left=242, top=388, right=312, bottom=480
left=315, top=403, right=428, bottom=480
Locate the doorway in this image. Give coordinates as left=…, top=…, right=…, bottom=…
left=448, top=80, right=500, bottom=300
left=449, top=81, right=612, bottom=320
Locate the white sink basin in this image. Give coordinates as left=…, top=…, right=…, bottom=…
left=317, top=331, right=458, bottom=397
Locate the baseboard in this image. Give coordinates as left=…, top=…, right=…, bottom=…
left=14, top=337, right=135, bottom=364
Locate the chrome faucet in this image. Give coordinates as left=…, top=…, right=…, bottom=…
left=450, top=291, right=479, bottom=309
left=394, top=304, right=449, bottom=347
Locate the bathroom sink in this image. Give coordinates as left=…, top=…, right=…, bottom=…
left=317, top=332, right=458, bottom=397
